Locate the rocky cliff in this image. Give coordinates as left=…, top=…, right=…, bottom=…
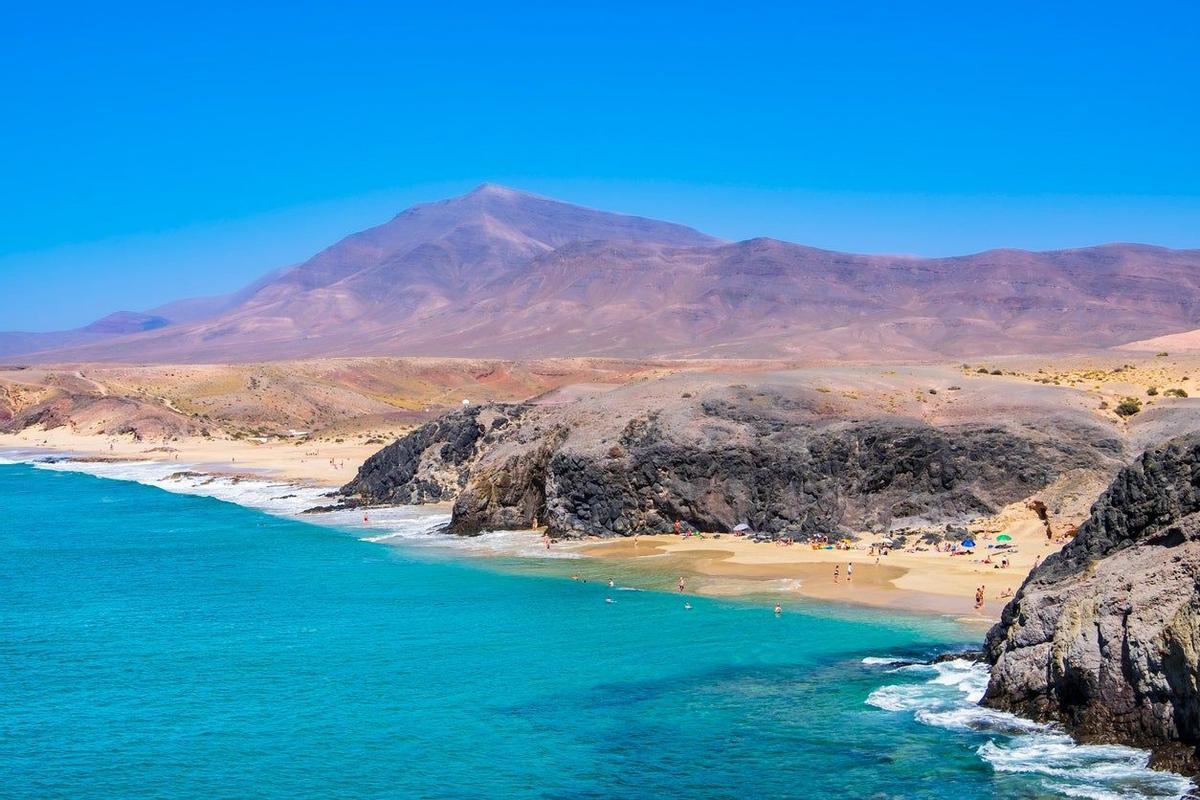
left=983, top=434, right=1200, bottom=773
left=341, top=379, right=1121, bottom=539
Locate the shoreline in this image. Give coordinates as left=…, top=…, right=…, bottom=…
left=0, top=428, right=380, bottom=488
left=0, top=428, right=1067, bottom=623
left=565, top=528, right=1054, bottom=625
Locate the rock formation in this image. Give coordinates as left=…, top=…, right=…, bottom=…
left=343, top=405, right=532, bottom=505
left=341, top=380, right=1121, bottom=539
left=984, top=434, right=1200, bottom=773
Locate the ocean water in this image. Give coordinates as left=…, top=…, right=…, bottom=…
left=1, top=459, right=1192, bottom=800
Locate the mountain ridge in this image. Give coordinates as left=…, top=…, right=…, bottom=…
left=5, top=185, right=1200, bottom=363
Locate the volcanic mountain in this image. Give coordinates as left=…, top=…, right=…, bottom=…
left=6, top=184, right=1200, bottom=363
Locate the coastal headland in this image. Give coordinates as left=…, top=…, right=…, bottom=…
left=8, top=351, right=1200, bottom=622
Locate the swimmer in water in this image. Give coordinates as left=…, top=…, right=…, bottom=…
left=774, top=603, right=782, bottom=615
left=605, top=597, right=614, bottom=604
left=608, top=578, right=615, bottom=588
left=684, top=602, right=692, bottom=610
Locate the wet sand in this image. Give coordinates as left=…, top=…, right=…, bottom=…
left=1, top=428, right=1068, bottom=623
left=0, top=429, right=380, bottom=487
left=573, top=519, right=1065, bottom=623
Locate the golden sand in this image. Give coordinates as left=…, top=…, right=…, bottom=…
left=2, top=427, right=1069, bottom=621
left=574, top=515, right=1064, bottom=622
left=0, top=429, right=380, bottom=487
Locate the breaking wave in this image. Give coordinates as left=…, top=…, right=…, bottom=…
left=864, top=657, right=1194, bottom=800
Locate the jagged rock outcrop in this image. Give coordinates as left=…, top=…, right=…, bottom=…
left=341, top=405, right=530, bottom=505
left=984, top=434, right=1200, bottom=773
left=342, top=384, right=1120, bottom=539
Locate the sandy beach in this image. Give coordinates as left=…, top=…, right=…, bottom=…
left=572, top=513, right=1065, bottom=623
left=0, top=428, right=381, bottom=487
left=1, top=427, right=1070, bottom=623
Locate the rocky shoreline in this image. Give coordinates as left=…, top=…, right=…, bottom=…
left=984, top=434, right=1200, bottom=774
left=340, top=386, right=1120, bottom=541
left=340, top=383, right=1200, bottom=775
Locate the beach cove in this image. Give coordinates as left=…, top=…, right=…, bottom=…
left=1, top=456, right=1193, bottom=799
left=0, top=427, right=1069, bottom=623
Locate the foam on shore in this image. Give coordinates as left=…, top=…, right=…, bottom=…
left=864, top=658, right=1195, bottom=799
left=0, top=453, right=575, bottom=559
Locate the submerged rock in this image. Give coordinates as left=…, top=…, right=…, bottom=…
left=983, top=434, right=1200, bottom=773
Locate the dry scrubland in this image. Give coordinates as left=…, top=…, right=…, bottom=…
left=0, top=357, right=769, bottom=483
left=0, top=358, right=692, bottom=442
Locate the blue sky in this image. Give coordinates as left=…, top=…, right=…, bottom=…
left=2, top=1, right=1198, bottom=330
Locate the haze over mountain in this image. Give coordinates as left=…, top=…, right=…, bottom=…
left=5, top=184, right=1200, bottom=363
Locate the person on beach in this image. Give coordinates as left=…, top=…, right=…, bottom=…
left=833, top=564, right=840, bottom=583
left=847, top=563, right=853, bottom=582
left=673, top=520, right=682, bottom=535
left=678, top=576, right=686, bottom=593
left=608, top=578, right=615, bottom=588
left=543, top=533, right=551, bottom=550
left=363, top=512, right=369, bottom=523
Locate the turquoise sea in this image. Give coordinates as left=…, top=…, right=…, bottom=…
left=1, top=459, right=1192, bottom=799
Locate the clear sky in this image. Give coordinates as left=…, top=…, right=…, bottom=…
left=2, top=1, right=1198, bottom=330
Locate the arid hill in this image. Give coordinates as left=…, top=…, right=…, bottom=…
left=5, top=185, right=1200, bottom=363
left=0, top=358, right=681, bottom=441
left=340, top=362, right=1200, bottom=539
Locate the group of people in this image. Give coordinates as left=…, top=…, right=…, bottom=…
left=832, top=563, right=854, bottom=583
left=672, top=520, right=707, bottom=538
left=975, top=584, right=1012, bottom=607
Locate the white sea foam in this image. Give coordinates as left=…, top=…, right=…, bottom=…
left=760, top=577, right=804, bottom=592
left=3, top=452, right=460, bottom=548
left=1, top=452, right=598, bottom=562
left=864, top=656, right=1195, bottom=799
left=447, top=528, right=582, bottom=559
left=861, top=656, right=907, bottom=666
left=29, top=457, right=335, bottom=515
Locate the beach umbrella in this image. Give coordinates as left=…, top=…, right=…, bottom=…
left=961, top=538, right=976, bottom=548
left=996, top=533, right=1012, bottom=542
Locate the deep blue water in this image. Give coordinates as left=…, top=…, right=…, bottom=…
left=0, top=463, right=1190, bottom=799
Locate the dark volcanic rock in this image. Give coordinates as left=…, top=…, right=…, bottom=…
left=342, top=386, right=1119, bottom=541
left=341, top=405, right=529, bottom=504
left=983, top=434, right=1200, bottom=773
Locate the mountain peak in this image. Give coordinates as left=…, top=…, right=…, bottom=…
left=466, top=182, right=522, bottom=199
